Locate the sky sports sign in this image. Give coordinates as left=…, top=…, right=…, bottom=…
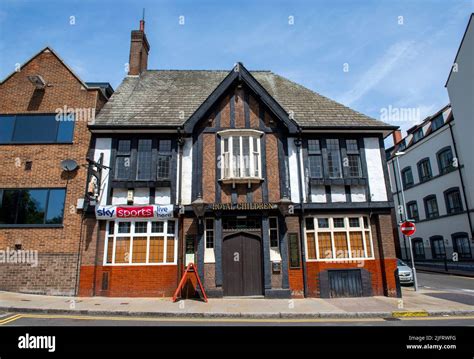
left=95, top=205, right=174, bottom=219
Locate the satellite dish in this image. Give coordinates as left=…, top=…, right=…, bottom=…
left=61, top=159, right=79, bottom=172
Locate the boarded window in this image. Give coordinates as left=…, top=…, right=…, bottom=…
left=334, top=232, right=348, bottom=257
left=149, top=237, right=164, bottom=263
left=318, top=232, right=332, bottom=259
left=132, top=236, right=147, bottom=263
left=166, top=238, right=175, bottom=263
left=349, top=232, right=364, bottom=258
left=306, top=232, right=316, bottom=259
left=115, top=237, right=130, bottom=263
left=288, top=233, right=300, bottom=268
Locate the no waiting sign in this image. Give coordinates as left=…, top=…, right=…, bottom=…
left=400, top=221, right=416, bottom=236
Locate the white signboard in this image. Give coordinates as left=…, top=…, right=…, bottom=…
left=95, top=205, right=174, bottom=220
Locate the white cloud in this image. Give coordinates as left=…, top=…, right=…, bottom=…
left=338, top=40, right=416, bottom=106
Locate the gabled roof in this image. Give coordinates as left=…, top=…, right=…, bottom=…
left=91, top=63, right=395, bottom=133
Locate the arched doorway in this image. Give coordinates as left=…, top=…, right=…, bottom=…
left=222, top=231, right=263, bottom=296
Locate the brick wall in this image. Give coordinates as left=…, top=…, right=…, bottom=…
left=0, top=48, right=106, bottom=295
left=79, top=265, right=178, bottom=297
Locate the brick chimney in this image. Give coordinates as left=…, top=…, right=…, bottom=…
left=128, top=19, right=150, bottom=76
left=392, top=130, right=402, bottom=145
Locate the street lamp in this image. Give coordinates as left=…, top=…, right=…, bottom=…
left=191, top=193, right=207, bottom=219
left=394, top=151, right=418, bottom=291
left=277, top=196, right=293, bottom=217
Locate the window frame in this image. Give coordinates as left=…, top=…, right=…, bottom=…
left=412, top=238, right=425, bottom=260
left=304, top=215, right=374, bottom=262
left=406, top=200, right=419, bottom=222
left=0, top=114, right=75, bottom=144
left=218, top=129, right=263, bottom=181
left=430, top=235, right=446, bottom=259
left=269, top=216, right=279, bottom=249
left=423, top=195, right=439, bottom=219
left=307, top=139, right=323, bottom=179
left=417, top=158, right=432, bottom=183
left=451, top=232, right=472, bottom=259
left=0, top=188, right=66, bottom=227
left=444, top=187, right=463, bottom=214
left=436, top=146, right=455, bottom=175
left=103, top=219, right=178, bottom=266
left=401, top=166, right=414, bottom=189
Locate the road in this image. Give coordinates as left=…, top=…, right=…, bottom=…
left=416, top=271, right=474, bottom=293
left=0, top=312, right=473, bottom=326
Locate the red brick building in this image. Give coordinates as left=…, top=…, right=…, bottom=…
left=79, top=21, right=399, bottom=299
left=0, top=48, right=112, bottom=295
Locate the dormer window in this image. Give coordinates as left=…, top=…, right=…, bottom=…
left=219, top=129, right=263, bottom=183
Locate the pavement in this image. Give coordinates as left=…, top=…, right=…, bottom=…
left=0, top=285, right=473, bottom=320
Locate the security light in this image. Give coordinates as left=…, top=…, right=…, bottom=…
left=27, top=75, right=46, bottom=89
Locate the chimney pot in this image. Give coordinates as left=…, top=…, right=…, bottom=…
left=128, top=21, right=150, bottom=76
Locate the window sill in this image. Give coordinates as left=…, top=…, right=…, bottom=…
left=219, top=177, right=264, bottom=185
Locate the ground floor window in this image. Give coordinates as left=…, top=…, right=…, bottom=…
left=412, top=238, right=425, bottom=259
left=430, top=236, right=446, bottom=259
left=452, top=233, right=471, bottom=259
left=305, top=215, right=374, bottom=260
left=104, top=220, right=177, bottom=265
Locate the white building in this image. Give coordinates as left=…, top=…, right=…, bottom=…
left=386, top=105, right=472, bottom=261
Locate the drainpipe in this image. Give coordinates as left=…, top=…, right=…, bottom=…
left=448, top=122, right=473, bottom=238
left=177, top=128, right=185, bottom=282
left=294, top=134, right=308, bottom=297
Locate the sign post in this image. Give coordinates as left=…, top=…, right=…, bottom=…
left=400, top=221, right=418, bottom=291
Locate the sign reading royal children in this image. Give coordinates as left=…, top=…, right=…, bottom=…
left=95, top=205, right=174, bottom=220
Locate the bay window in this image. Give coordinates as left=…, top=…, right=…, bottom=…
left=219, top=130, right=262, bottom=181
left=305, top=215, right=374, bottom=260
left=104, top=220, right=177, bottom=265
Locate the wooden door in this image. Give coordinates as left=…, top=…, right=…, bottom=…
left=222, top=232, right=263, bottom=296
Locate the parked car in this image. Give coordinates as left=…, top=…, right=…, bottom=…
left=397, top=259, right=414, bottom=285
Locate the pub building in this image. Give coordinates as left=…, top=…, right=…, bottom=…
left=79, top=20, right=399, bottom=299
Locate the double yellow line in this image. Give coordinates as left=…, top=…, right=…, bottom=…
left=0, top=314, right=22, bottom=325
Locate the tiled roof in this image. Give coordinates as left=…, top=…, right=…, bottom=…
left=93, top=69, right=394, bottom=129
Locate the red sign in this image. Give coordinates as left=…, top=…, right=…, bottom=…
left=116, top=206, right=154, bottom=218
left=400, top=221, right=416, bottom=236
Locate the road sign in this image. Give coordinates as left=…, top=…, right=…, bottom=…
left=400, top=221, right=416, bottom=236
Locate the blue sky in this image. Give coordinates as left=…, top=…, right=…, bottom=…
left=0, top=0, right=472, bottom=143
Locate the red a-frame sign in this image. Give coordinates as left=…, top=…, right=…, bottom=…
left=172, top=263, right=208, bottom=303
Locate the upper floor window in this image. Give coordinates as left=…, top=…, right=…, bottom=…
left=114, top=138, right=173, bottom=181
left=444, top=187, right=463, bottom=214
left=0, top=188, right=66, bottom=225
left=345, top=139, right=362, bottom=178
left=219, top=130, right=262, bottom=181
left=401, top=167, right=414, bottom=189
left=0, top=114, right=74, bottom=144
left=431, top=114, right=444, bottom=131
left=437, top=147, right=454, bottom=175
left=326, top=139, right=342, bottom=178
left=307, top=139, right=323, bottom=178
left=424, top=195, right=439, bottom=219
left=115, top=140, right=131, bottom=180
left=417, top=158, right=432, bottom=182
left=407, top=200, right=419, bottom=222
left=412, top=128, right=423, bottom=143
